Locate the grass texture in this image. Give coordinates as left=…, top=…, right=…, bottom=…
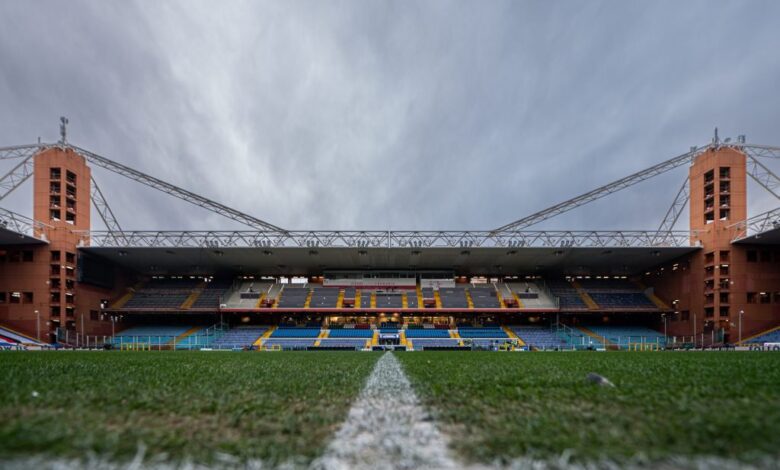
left=398, top=351, right=780, bottom=465
left=0, top=351, right=379, bottom=465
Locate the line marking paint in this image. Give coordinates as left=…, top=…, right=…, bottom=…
left=312, top=352, right=458, bottom=470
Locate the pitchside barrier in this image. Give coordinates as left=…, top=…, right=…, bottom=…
left=748, top=343, right=780, bottom=351
left=627, top=343, right=660, bottom=351
left=121, top=343, right=152, bottom=351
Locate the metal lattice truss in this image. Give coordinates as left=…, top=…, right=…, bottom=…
left=0, top=144, right=44, bottom=160
left=0, top=137, right=778, bottom=248
left=746, top=155, right=780, bottom=199
left=69, top=145, right=285, bottom=232
left=81, top=230, right=694, bottom=249
left=656, top=178, right=690, bottom=235
left=741, top=144, right=780, bottom=160
left=0, top=207, right=50, bottom=240
left=493, top=142, right=780, bottom=233
left=493, top=147, right=704, bottom=232
left=0, top=154, right=35, bottom=201
left=90, top=176, right=123, bottom=234
left=730, top=207, right=780, bottom=242
left=0, top=143, right=285, bottom=232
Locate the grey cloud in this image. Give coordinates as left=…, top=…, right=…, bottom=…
left=0, top=0, right=778, bottom=233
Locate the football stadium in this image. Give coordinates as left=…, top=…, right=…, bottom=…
left=1, top=126, right=779, bottom=468
left=2, top=2, right=780, bottom=469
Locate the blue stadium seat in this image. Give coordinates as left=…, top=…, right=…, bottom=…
left=270, top=328, right=321, bottom=338
left=405, top=329, right=450, bottom=338
left=328, top=329, right=373, bottom=338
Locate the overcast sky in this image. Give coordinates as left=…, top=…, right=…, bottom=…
left=1, top=0, right=778, bottom=232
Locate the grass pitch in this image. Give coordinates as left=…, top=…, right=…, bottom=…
left=398, top=351, right=780, bottom=465
left=3, top=350, right=780, bottom=468
left=0, top=351, right=379, bottom=466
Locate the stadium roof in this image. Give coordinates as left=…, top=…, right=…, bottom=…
left=80, top=245, right=698, bottom=277
left=733, top=227, right=780, bottom=245
left=0, top=227, right=47, bottom=246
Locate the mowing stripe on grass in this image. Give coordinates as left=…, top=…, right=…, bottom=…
left=312, top=352, right=458, bottom=470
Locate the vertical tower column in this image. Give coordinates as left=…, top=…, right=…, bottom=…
left=687, top=146, right=747, bottom=342
left=32, top=147, right=92, bottom=339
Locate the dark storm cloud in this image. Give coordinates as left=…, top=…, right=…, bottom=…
left=0, top=0, right=778, bottom=232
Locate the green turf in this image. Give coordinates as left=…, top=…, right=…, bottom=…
left=0, top=351, right=379, bottom=465
left=398, top=351, right=780, bottom=464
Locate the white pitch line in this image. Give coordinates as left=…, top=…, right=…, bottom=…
left=311, top=352, right=459, bottom=470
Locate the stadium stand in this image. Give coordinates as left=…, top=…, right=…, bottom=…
left=470, top=285, right=501, bottom=308
left=421, top=287, right=436, bottom=308
left=308, top=287, right=340, bottom=308
left=744, top=328, right=780, bottom=344
left=458, top=327, right=508, bottom=339
left=192, top=279, right=232, bottom=309
left=123, top=278, right=200, bottom=309
left=270, top=327, right=320, bottom=338
left=509, top=281, right=558, bottom=309
left=511, top=326, right=568, bottom=350
left=406, top=291, right=419, bottom=308
left=341, top=287, right=356, bottom=307
left=405, top=329, right=450, bottom=338
left=211, top=326, right=268, bottom=349
left=439, top=287, right=469, bottom=308
left=276, top=286, right=310, bottom=308
left=329, top=329, right=373, bottom=338
left=224, top=280, right=272, bottom=308
left=546, top=280, right=588, bottom=309
left=260, top=324, right=324, bottom=349
left=375, top=292, right=403, bottom=309
left=578, top=278, right=658, bottom=310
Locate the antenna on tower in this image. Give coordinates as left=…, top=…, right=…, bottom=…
left=59, top=116, right=69, bottom=144
left=712, top=127, right=719, bottom=145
